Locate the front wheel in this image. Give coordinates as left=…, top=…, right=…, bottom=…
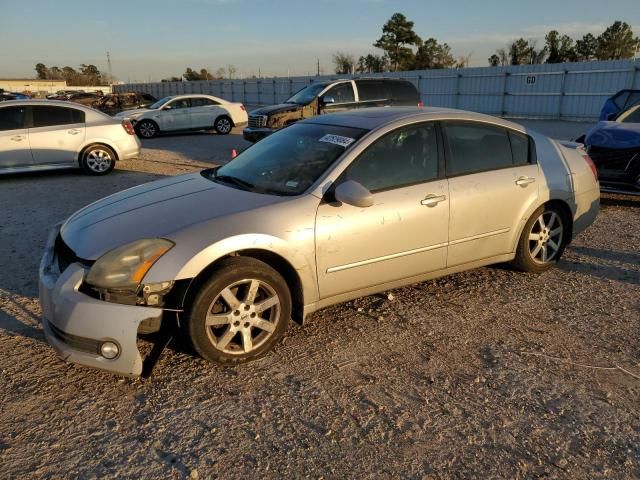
left=186, top=257, right=291, bottom=365
left=512, top=205, right=567, bottom=273
left=81, top=145, right=116, bottom=175
left=214, top=116, right=233, bottom=135
left=136, top=119, right=159, bottom=138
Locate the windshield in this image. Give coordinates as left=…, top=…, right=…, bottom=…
left=285, top=84, right=328, bottom=105
left=206, top=123, right=368, bottom=195
left=148, top=96, right=173, bottom=109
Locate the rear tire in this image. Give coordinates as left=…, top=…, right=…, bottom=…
left=81, top=145, right=116, bottom=175
left=214, top=116, right=233, bottom=135
left=136, top=119, right=159, bottom=138
left=186, top=257, right=291, bottom=365
left=511, top=205, right=567, bottom=273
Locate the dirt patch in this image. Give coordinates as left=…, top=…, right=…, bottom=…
left=1, top=153, right=638, bottom=479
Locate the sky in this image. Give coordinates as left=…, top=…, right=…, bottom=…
left=0, top=0, right=639, bottom=82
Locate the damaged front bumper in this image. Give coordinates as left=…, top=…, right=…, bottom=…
left=38, top=226, right=163, bottom=376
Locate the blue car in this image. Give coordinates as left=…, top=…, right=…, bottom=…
left=583, top=97, right=640, bottom=195
left=0, top=92, right=31, bottom=102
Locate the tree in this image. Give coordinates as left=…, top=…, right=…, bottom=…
left=35, top=63, right=48, bottom=80
left=227, top=65, right=237, bottom=79
left=488, top=54, right=500, bottom=67
left=558, top=35, right=577, bottom=62
left=545, top=30, right=562, bottom=63
left=333, top=52, right=355, bottom=74
left=508, top=38, right=545, bottom=65
left=162, top=76, right=182, bottom=83
left=576, top=33, right=598, bottom=61
left=374, top=13, right=421, bottom=71
left=596, top=21, right=640, bottom=60
left=183, top=67, right=217, bottom=81
left=413, top=38, right=455, bottom=69
left=80, top=64, right=101, bottom=85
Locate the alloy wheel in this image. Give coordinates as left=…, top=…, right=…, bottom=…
left=205, top=278, right=281, bottom=355
left=85, top=149, right=113, bottom=173
left=528, top=210, right=563, bottom=264
left=216, top=118, right=232, bottom=134
left=139, top=121, right=156, bottom=138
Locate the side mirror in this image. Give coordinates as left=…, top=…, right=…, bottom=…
left=322, top=96, right=335, bottom=105
left=334, top=180, right=374, bottom=208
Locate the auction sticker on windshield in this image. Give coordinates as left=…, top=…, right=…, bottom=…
left=319, top=134, right=356, bottom=148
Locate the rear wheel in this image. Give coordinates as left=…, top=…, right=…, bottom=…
left=81, top=145, right=116, bottom=175
left=136, top=119, right=159, bottom=138
left=214, top=116, right=233, bottom=135
left=512, top=205, right=567, bottom=273
left=186, top=257, right=291, bottom=365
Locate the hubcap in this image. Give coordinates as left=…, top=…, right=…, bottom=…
left=139, top=122, right=156, bottom=137
left=528, top=211, right=563, bottom=264
left=86, top=149, right=113, bottom=172
left=205, top=279, right=280, bottom=355
left=217, top=118, right=231, bottom=133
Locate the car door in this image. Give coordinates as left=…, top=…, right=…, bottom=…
left=190, top=97, right=221, bottom=129
left=442, top=121, right=539, bottom=267
left=319, top=81, right=357, bottom=114
left=157, top=98, right=192, bottom=131
left=316, top=122, right=449, bottom=299
left=28, top=105, right=86, bottom=166
left=0, top=105, right=32, bottom=168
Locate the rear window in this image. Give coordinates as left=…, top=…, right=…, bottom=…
left=0, top=106, right=26, bottom=131
left=32, top=106, right=85, bottom=127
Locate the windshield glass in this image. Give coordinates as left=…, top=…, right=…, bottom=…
left=285, top=84, right=327, bottom=105
left=148, top=96, right=172, bottom=109
left=206, top=123, right=368, bottom=195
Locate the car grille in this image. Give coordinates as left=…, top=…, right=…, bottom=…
left=54, top=234, right=92, bottom=274
left=248, top=114, right=268, bottom=128
left=49, top=321, right=101, bottom=355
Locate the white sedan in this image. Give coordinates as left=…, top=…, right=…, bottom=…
left=0, top=100, right=140, bottom=175
left=114, top=94, right=248, bottom=138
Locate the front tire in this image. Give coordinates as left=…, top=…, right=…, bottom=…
left=214, top=116, right=233, bottom=135
left=186, top=257, right=291, bottom=365
left=136, top=119, right=159, bottom=138
left=81, top=145, right=116, bottom=175
left=512, top=205, right=567, bottom=273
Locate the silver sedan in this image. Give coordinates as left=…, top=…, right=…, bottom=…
left=39, top=107, right=600, bottom=376
left=0, top=100, right=140, bottom=175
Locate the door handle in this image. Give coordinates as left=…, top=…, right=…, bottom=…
left=10, top=135, right=25, bottom=141
left=67, top=129, right=80, bottom=135
left=421, top=194, right=447, bottom=207
left=515, top=176, right=535, bottom=186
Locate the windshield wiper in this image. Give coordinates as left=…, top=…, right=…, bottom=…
left=214, top=174, right=257, bottom=191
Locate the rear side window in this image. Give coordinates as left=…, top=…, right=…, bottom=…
left=32, top=106, right=85, bottom=127
left=355, top=80, right=385, bottom=101
left=191, top=97, right=219, bottom=107
left=509, top=131, right=530, bottom=165
left=0, top=106, right=26, bottom=131
left=443, top=122, right=513, bottom=176
left=385, top=81, right=420, bottom=103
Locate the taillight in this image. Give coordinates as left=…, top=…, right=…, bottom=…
left=417, top=101, right=424, bottom=107
left=122, top=120, right=135, bottom=135
left=240, top=104, right=246, bottom=111
left=582, top=154, right=598, bottom=182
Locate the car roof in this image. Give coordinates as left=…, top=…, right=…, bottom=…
left=162, top=94, right=229, bottom=104
left=0, top=99, right=95, bottom=110
left=301, top=106, right=527, bottom=132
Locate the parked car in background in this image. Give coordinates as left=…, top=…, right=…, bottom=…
left=243, top=78, right=422, bottom=142
left=114, top=94, right=248, bottom=138
left=66, top=92, right=100, bottom=106
left=0, top=92, right=31, bottom=102
left=92, top=92, right=157, bottom=116
left=39, top=107, right=599, bottom=376
left=583, top=102, right=640, bottom=195
left=598, top=89, right=640, bottom=121
left=47, top=90, right=84, bottom=100
left=0, top=100, right=140, bottom=175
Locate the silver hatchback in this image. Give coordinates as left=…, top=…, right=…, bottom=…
left=39, top=107, right=600, bottom=376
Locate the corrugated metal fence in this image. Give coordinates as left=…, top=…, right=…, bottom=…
left=116, top=59, right=640, bottom=120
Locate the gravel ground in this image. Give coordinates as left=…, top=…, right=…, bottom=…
left=1, top=129, right=639, bottom=479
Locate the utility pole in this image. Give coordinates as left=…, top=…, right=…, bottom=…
left=106, top=51, right=113, bottom=86
left=317, top=58, right=320, bottom=76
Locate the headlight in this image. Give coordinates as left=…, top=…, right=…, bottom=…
left=85, top=238, right=174, bottom=289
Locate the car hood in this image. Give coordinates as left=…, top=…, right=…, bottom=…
left=585, top=121, right=640, bottom=149
left=250, top=103, right=302, bottom=116
left=60, top=172, right=285, bottom=260
left=115, top=107, right=152, bottom=118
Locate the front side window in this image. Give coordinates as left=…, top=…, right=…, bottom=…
left=209, top=123, right=367, bottom=195
left=31, top=106, right=84, bottom=128
left=323, top=83, right=354, bottom=104
left=0, top=106, right=26, bottom=131
left=342, top=123, right=439, bottom=192
left=285, top=83, right=328, bottom=105
left=443, top=122, right=513, bottom=176
left=168, top=98, right=190, bottom=109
